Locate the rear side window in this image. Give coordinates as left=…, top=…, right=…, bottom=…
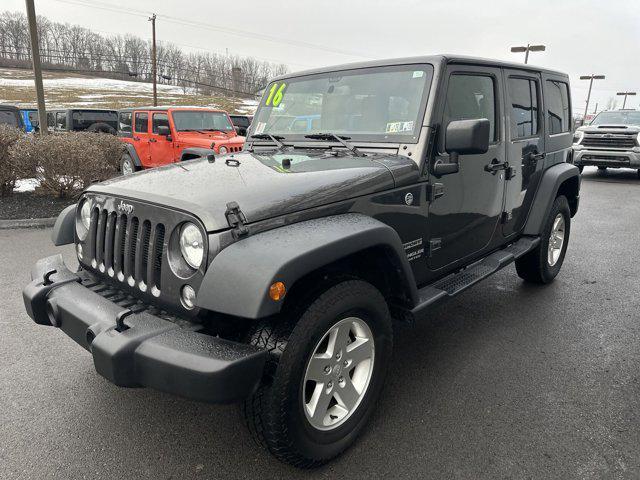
left=56, top=111, right=67, bottom=130
left=134, top=112, right=148, bottom=133
left=152, top=113, right=169, bottom=133
left=508, top=78, right=539, bottom=138
left=0, top=110, right=18, bottom=127
left=119, top=112, right=132, bottom=132
left=546, top=81, right=570, bottom=134
left=444, top=74, right=496, bottom=141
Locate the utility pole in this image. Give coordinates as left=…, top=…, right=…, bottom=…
left=510, top=44, right=546, bottom=64
left=579, top=74, right=605, bottom=119
left=617, top=91, right=636, bottom=109
left=149, top=13, right=157, bottom=106
left=25, top=0, right=47, bottom=135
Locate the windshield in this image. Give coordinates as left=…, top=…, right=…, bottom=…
left=252, top=64, right=433, bottom=143
left=0, top=110, right=19, bottom=127
left=590, top=111, right=640, bottom=126
left=71, top=111, right=117, bottom=130
left=172, top=111, right=234, bottom=132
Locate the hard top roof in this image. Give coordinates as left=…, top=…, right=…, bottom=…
left=48, top=108, right=117, bottom=112
left=118, top=106, right=226, bottom=113
left=272, top=54, right=568, bottom=81
left=0, top=104, right=21, bottom=111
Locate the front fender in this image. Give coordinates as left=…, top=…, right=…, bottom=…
left=51, top=204, right=76, bottom=246
left=196, top=214, right=418, bottom=319
left=523, top=162, right=580, bottom=236
left=180, top=147, right=215, bottom=161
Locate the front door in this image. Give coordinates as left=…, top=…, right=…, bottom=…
left=501, top=69, right=545, bottom=236
left=149, top=112, right=173, bottom=166
left=428, top=65, right=507, bottom=271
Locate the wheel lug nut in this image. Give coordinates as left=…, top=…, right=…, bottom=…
left=324, top=365, right=331, bottom=374
left=327, top=381, right=333, bottom=389
left=343, top=360, right=348, bottom=367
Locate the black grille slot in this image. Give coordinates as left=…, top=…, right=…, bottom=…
left=129, top=217, right=139, bottom=281
left=153, top=224, right=165, bottom=290
left=95, top=210, right=108, bottom=268
left=582, top=134, right=636, bottom=149
left=140, top=220, right=151, bottom=286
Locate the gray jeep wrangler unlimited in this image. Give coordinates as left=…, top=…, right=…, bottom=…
left=23, top=55, right=580, bottom=468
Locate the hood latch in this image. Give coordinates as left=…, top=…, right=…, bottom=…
left=225, top=202, right=249, bottom=239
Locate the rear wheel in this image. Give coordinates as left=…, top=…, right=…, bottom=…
left=515, top=195, right=571, bottom=284
left=120, top=153, right=136, bottom=175
left=241, top=280, right=392, bottom=468
left=597, top=166, right=607, bottom=175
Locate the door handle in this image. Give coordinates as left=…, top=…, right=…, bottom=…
left=525, top=151, right=545, bottom=162
left=133, top=136, right=140, bottom=141
left=484, top=158, right=508, bottom=174
left=149, top=138, right=157, bottom=143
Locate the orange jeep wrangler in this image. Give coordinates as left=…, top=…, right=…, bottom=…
left=117, top=106, right=245, bottom=174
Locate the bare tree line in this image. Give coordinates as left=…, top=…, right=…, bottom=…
left=0, top=10, right=288, bottom=96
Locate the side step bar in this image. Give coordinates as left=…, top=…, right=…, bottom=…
left=410, top=236, right=540, bottom=319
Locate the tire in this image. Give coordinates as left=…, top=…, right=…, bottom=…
left=597, top=166, right=607, bottom=174
left=637, top=169, right=640, bottom=179
left=87, top=122, right=116, bottom=135
left=241, top=279, right=393, bottom=468
left=515, top=195, right=571, bottom=284
left=120, top=153, right=136, bottom=175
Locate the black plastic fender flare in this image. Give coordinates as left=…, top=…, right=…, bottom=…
left=196, top=213, right=419, bottom=319
left=180, top=147, right=215, bottom=161
left=51, top=204, right=76, bottom=246
left=122, top=143, right=142, bottom=167
left=523, top=162, right=580, bottom=236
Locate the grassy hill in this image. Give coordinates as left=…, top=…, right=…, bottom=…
left=0, top=67, right=257, bottom=114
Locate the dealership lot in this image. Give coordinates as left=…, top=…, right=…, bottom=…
left=1, top=167, right=638, bottom=479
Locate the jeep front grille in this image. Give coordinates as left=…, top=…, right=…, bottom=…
left=88, top=207, right=165, bottom=296
left=581, top=133, right=637, bottom=149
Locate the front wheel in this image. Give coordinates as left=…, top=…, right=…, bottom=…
left=515, top=195, right=571, bottom=284
left=120, top=153, right=136, bottom=175
left=242, top=280, right=392, bottom=468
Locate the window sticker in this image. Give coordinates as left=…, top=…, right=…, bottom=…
left=265, top=82, right=287, bottom=107
left=385, top=120, right=414, bottom=133
left=412, top=70, right=425, bottom=78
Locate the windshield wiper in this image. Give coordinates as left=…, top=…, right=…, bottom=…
left=304, top=133, right=365, bottom=157
left=250, top=133, right=286, bottom=149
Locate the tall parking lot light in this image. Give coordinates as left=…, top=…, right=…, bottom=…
left=617, top=91, right=637, bottom=109
left=510, top=44, right=546, bottom=64
left=580, top=75, right=606, bottom=119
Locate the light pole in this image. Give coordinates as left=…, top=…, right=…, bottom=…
left=579, top=74, right=605, bottom=119
left=149, top=13, right=157, bottom=107
left=510, top=44, right=546, bottom=64
left=25, top=0, right=47, bottom=135
left=617, top=91, right=636, bottom=109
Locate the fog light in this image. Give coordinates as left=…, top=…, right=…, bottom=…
left=181, top=285, right=196, bottom=310
left=76, top=243, right=83, bottom=260
left=269, top=281, right=286, bottom=301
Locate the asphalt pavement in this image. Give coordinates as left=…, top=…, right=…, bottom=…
left=1, top=167, right=638, bottom=479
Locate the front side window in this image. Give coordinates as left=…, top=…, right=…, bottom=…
left=508, top=77, right=539, bottom=138
left=546, top=80, right=570, bottom=134
left=152, top=113, right=170, bottom=133
left=134, top=112, right=148, bottom=133
left=171, top=111, right=234, bottom=132
left=252, top=64, right=433, bottom=143
left=56, top=112, right=67, bottom=129
left=444, top=74, right=496, bottom=141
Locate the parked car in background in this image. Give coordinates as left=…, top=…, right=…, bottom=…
left=229, top=114, right=253, bottom=136
left=117, top=106, right=244, bottom=174
left=47, top=108, right=118, bottom=134
left=573, top=109, right=640, bottom=177
left=20, top=108, right=38, bottom=133
left=0, top=105, right=25, bottom=131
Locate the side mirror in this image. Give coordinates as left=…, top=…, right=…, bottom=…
left=445, top=118, right=490, bottom=155
left=433, top=119, right=490, bottom=177
left=156, top=125, right=171, bottom=136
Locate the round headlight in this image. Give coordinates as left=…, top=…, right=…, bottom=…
left=80, top=201, right=91, bottom=229
left=219, top=146, right=228, bottom=154
left=179, top=223, right=204, bottom=269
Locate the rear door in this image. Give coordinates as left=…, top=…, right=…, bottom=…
left=149, top=112, right=173, bottom=166
left=133, top=111, right=150, bottom=166
left=501, top=69, right=545, bottom=236
left=427, top=64, right=507, bottom=271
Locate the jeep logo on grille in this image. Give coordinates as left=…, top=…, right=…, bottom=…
left=117, top=200, right=134, bottom=215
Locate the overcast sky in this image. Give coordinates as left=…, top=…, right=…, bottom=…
left=5, top=0, right=640, bottom=113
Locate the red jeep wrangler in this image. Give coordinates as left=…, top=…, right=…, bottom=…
left=117, top=106, right=245, bottom=174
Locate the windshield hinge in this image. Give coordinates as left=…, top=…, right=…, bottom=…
left=427, top=183, right=445, bottom=202
left=225, top=202, right=249, bottom=239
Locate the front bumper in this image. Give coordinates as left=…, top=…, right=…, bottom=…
left=23, top=255, right=266, bottom=404
left=573, top=147, right=640, bottom=168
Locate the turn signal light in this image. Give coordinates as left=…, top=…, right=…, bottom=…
left=269, top=281, right=286, bottom=301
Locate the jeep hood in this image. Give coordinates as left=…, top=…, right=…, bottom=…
left=89, top=149, right=419, bottom=231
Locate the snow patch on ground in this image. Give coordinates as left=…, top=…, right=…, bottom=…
left=14, top=178, right=40, bottom=193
